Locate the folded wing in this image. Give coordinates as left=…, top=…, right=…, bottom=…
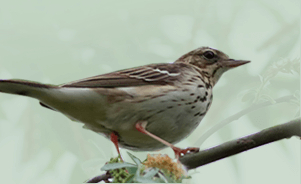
left=60, top=63, right=186, bottom=88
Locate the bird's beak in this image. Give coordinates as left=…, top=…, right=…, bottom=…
left=222, top=59, right=251, bottom=68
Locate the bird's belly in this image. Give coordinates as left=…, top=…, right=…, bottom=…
left=108, top=88, right=212, bottom=151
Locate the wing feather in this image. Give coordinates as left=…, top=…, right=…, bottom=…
left=60, top=63, right=187, bottom=88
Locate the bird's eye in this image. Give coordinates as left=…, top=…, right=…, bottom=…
left=203, top=51, right=215, bottom=60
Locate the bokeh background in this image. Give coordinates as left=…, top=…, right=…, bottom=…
left=0, top=0, right=299, bottom=183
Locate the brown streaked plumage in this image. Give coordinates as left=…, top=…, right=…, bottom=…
left=60, top=62, right=188, bottom=88
left=0, top=47, right=250, bottom=159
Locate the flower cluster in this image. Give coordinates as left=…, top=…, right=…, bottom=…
left=143, top=154, right=187, bottom=179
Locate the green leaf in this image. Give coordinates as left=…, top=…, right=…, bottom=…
left=241, top=90, right=256, bottom=102
left=143, top=168, right=159, bottom=179
left=260, top=94, right=276, bottom=104
left=152, top=177, right=166, bottom=183
left=127, top=152, right=142, bottom=165
left=162, top=172, right=176, bottom=183
left=135, top=176, right=158, bottom=183
left=101, top=162, right=136, bottom=171
left=126, top=167, right=138, bottom=175
left=156, top=171, right=169, bottom=183
left=258, top=74, right=264, bottom=83
left=126, top=175, right=135, bottom=183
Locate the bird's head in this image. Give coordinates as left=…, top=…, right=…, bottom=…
left=175, top=47, right=250, bottom=86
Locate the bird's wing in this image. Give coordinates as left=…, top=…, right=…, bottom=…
left=60, top=63, right=188, bottom=88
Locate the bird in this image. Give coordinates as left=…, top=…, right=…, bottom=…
left=0, top=47, right=250, bottom=159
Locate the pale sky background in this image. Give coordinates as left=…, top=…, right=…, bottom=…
left=0, top=0, right=299, bottom=183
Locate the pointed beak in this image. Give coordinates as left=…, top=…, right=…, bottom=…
left=222, top=59, right=251, bottom=68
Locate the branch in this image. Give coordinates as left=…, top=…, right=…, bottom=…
left=195, top=95, right=296, bottom=147
left=179, top=117, right=301, bottom=170
left=86, top=171, right=111, bottom=183
left=86, top=118, right=300, bottom=182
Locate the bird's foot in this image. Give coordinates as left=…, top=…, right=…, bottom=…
left=110, top=132, right=124, bottom=162
left=172, top=146, right=199, bottom=159
left=135, top=121, right=200, bottom=160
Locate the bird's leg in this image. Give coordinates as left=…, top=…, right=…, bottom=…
left=110, top=131, right=123, bottom=162
left=135, top=121, right=199, bottom=159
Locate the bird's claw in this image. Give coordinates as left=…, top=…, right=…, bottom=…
left=173, top=147, right=200, bottom=159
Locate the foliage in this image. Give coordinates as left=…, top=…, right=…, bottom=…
left=100, top=152, right=190, bottom=183
left=241, top=57, right=300, bottom=105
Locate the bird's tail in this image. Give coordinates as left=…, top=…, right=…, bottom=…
left=0, top=79, right=56, bottom=100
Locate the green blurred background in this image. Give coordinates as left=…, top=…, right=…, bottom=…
left=0, top=0, right=299, bottom=183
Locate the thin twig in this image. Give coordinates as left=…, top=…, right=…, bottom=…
left=180, top=117, right=301, bottom=170
left=86, top=171, right=112, bottom=183
left=195, top=95, right=296, bottom=147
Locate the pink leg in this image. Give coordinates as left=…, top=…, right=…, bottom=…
left=110, top=132, right=123, bottom=161
left=135, top=121, right=199, bottom=159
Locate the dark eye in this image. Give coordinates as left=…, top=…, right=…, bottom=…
left=203, top=51, right=215, bottom=60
